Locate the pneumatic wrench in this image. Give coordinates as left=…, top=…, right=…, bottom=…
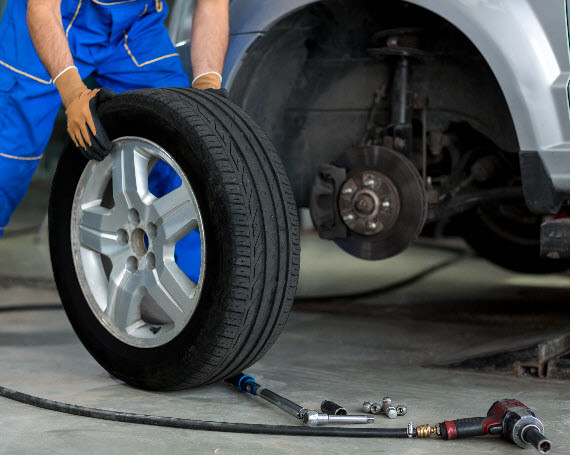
left=417, top=399, right=551, bottom=453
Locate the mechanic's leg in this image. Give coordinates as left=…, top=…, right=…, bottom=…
left=94, top=5, right=200, bottom=282
left=0, top=0, right=98, bottom=239
left=0, top=80, right=61, bottom=239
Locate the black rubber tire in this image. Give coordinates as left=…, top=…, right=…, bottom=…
left=459, top=202, right=569, bottom=274
left=49, top=88, right=300, bottom=390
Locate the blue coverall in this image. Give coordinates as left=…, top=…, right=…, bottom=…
left=0, top=0, right=201, bottom=283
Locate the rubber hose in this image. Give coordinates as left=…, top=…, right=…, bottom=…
left=0, top=384, right=409, bottom=437
left=0, top=304, right=412, bottom=437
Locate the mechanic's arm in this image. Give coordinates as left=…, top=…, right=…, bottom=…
left=191, top=0, right=230, bottom=90
left=27, top=0, right=112, bottom=159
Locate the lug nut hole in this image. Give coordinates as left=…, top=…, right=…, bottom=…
left=147, top=222, right=157, bottom=239
left=128, top=208, right=140, bottom=225
left=146, top=252, right=156, bottom=270
left=127, top=256, right=138, bottom=272
left=117, top=229, right=129, bottom=246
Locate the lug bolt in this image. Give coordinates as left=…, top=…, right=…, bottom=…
left=364, top=179, right=375, bottom=187
left=382, top=201, right=391, bottom=208
left=367, top=221, right=377, bottom=230
left=342, top=187, right=354, bottom=195
left=343, top=213, right=355, bottom=222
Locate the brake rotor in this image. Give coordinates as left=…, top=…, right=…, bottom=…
left=334, top=146, right=427, bottom=260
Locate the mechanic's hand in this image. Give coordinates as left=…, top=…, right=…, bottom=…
left=54, top=67, right=114, bottom=161
left=65, top=88, right=115, bottom=161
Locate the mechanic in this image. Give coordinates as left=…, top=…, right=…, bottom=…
left=0, top=0, right=228, bottom=281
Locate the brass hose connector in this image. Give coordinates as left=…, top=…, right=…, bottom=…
left=416, top=424, right=438, bottom=438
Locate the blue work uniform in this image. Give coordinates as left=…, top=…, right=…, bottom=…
left=0, top=0, right=200, bottom=282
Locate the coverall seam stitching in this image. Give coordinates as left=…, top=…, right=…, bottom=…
left=0, top=152, right=43, bottom=161
left=91, top=0, right=140, bottom=5
left=0, top=60, right=52, bottom=84
left=65, top=0, right=82, bottom=37
left=122, top=32, right=179, bottom=67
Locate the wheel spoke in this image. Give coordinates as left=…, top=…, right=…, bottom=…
left=151, top=257, right=197, bottom=319
left=81, top=205, right=120, bottom=232
left=78, top=206, right=128, bottom=259
left=105, top=267, right=143, bottom=331
left=147, top=273, right=187, bottom=328
left=151, top=187, right=198, bottom=243
left=112, top=144, right=150, bottom=207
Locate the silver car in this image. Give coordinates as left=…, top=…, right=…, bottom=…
left=171, top=0, right=570, bottom=273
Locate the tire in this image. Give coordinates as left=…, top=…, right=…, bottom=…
left=49, top=88, right=300, bottom=390
left=458, top=201, right=568, bottom=274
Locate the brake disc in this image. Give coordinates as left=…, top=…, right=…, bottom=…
left=334, top=145, right=427, bottom=260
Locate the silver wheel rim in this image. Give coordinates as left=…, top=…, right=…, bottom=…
left=71, top=137, right=206, bottom=348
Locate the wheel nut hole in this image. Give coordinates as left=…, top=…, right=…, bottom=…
left=127, top=256, right=138, bottom=272
left=131, top=228, right=148, bottom=256
left=146, top=252, right=156, bottom=270
left=147, top=222, right=157, bottom=239
left=117, top=229, right=129, bottom=246
left=128, top=208, right=140, bottom=225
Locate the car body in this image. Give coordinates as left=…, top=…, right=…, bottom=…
left=169, top=0, right=570, bottom=271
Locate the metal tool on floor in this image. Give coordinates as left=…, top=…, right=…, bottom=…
left=364, top=398, right=407, bottom=418
left=321, top=400, right=348, bottom=416
left=416, top=399, right=551, bottom=454
left=226, top=373, right=374, bottom=426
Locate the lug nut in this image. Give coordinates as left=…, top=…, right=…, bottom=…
left=343, top=213, right=355, bottom=222
left=367, top=221, right=377, bottom=230
left=370, top=403, right=382, bottom=415
left=342, top=187, right=354, bottom=195
left=362, top=401, right=373, bottom=413
left=397, top=405, right=407, bottom=416
left=364, top=178, right=375, bottom=187
left=382, top=200, right=391, bottom=208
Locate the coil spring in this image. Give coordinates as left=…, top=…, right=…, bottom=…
left=416, top=424, right=437, bottom=438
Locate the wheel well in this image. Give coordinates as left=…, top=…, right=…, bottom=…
left=230, top=0, right=520, bottom=207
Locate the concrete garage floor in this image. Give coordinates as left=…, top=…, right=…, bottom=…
left=0, top=188, right=569, bottom=454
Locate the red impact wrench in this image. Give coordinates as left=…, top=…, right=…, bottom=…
left=416, top=399, right=551, bottom=454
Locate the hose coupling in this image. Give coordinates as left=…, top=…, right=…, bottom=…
left=416, top=424, right=438, bottom=438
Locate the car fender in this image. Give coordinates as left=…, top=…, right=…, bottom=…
left=222, top=0, right=570, bottom=194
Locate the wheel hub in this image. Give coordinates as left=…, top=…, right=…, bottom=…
left=339, top=170, right=400, bottom=236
